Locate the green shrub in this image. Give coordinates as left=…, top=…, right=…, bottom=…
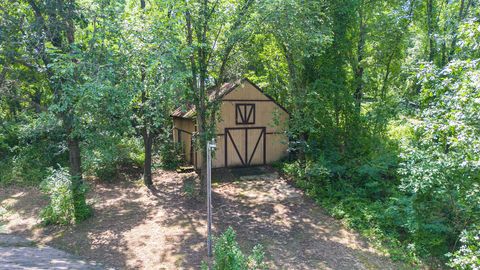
left=0, top=144, right=64, bottom=186
left=40, top=167, right=92, bottom=225
left=0, top=115, right=67, bottom=186
left=159, top=140, right=183, bottom=170
left=203, top=227, right=266, bottom=270
left=82, top=137, right=144, bottom=181
left=447, top=226, right=480, bottom=270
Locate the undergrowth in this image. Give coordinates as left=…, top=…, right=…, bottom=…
left=202, top=227, right=267, bottom=270
left=40, top=167, right=92, bottom=225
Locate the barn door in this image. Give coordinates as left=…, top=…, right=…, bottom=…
left=225, top=127, right=266, bottom=167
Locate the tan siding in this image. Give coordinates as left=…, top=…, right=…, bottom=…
left=211, top=134, right=225, bottom=168
left=216, top=101, right=288, bottom=133
left=173, top=118, right=195, bottom=133
left=222, top=83, right=270, bottom=100
left=266, top=133, right=289, bottom=163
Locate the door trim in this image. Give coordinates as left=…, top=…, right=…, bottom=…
left=224, top=127, right=266, bottom=167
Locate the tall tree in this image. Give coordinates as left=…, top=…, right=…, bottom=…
left=120, top=0, right=185, bottom=186
left=183, top=0, right=255, bottom=194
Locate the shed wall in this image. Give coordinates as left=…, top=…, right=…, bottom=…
left=173, top=80, right=289, bottom=169
left=198, top=81, right=289, bottom=168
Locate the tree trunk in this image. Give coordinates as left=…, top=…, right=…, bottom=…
left=195, top=0, right=209, bottom=196
left=448, top=0, right=471, bottom=61
left=354, top=6, right=366, bottom=114
left=380, top=51, right=395, bottom=100
left=427, top=0, right=435, bottom=62
left=197, top=58, right=208, bottom=196
left=143, top=133, right=153, bottom=186
left=68, top=138, right=82, bottom=182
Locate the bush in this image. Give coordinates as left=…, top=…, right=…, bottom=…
left=447, top=226, right=480, bottom=270
left=159, top=140, right=183, bottom=170
left=82, top=137, right=144, bottom=181
left=203, top=227, right=266, bottom=270
left=280, top=61, right=480, bottom=266
left=40, top=167, right=92, bottom=225
left=0, top=115, right=67, bottom=186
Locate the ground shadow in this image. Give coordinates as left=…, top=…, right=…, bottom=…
left=152, top=168, right=406, bottom=269
left=1, top=167, right=407, bottom=269
left=1, top=179, right=152, bottom=269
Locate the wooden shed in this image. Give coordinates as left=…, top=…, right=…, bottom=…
left=171, top=78, right=289, bottom=169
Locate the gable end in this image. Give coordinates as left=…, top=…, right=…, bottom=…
left=221, top=78, right=289, bottom=115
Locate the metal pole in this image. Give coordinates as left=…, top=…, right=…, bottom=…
left=206, top=139, right=215, bottom=257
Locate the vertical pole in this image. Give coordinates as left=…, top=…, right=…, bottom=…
left=206, top=139, right=214, bottom=257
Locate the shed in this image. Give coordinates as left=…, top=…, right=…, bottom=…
left=172, top=78, right=289, bottom=168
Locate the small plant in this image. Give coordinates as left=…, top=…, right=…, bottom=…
left=182, top=177, right=196, bottom=197
left=40, top=167, right=92, bottom=225
left=203, top=227, right=266, bottom=270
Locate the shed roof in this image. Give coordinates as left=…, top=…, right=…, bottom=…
left=171, top=78, right=288, bottom=119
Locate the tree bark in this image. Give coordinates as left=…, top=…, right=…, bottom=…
left=143, top=133, right=153, bottom=186
left=184, top=0, right=254, bottom=196
left=197, top=0, right=209, bottom=197
left=28, top=0, right=84, bottom=183
left=68, top=138, right=82, bottom=182
left=380, top=51, right=395, bottom=100
left=448, top=0, right=472, bottom=61
left=427, top=0, right=435, bottom=62
left=354, top=5, right=366, bottom=114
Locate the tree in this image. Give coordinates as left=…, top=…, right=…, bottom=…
left=121, top=0, right=186, bottom=186
left=183, top=0, right=255, bottom=194
left=0, top=0, right=130, bottom=215
left=20, top=0, right=87, bottom=212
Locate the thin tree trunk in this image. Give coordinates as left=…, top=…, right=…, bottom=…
left=185, top=2, right=207, bottom=196
left=139, top=61, right=154, bottom=186
left=137, top=0, right=154, bottom=187
left=381, top=51, right=395, bottom=100
left=448, top=0, right=471, bottom=61
left=427, top=0, right=435, bottom=62
left=62, top=0, right=83, bottom=184
left=143, top=133, right=153, bottom=186
left=196, top=0, right=209, bottom=196
left=354, top=5, right=366, bottom=114
left=28, top=1, right=86, bottom=216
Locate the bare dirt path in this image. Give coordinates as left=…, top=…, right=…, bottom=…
left=0, top=168, right=405, bottom=269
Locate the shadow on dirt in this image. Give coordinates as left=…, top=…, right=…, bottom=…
left=1, top=167, right=404, bottom=269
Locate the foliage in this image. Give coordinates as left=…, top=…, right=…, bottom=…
left=397, top=59, right=480, bottom=257
left=40, top=167, right=91, bottom=225
left=0, top=114, right=67, bottom=186
left=82, top=137, right=144, bottom=181
left=203, top=227, right=266, bottom=270
left=158, top=139, right=183, bottom=170
left=282, top=58, right=480, bottom=265
left=447, top=225, right=480, bottom=270
left=1, top=0, right=479, bottom=267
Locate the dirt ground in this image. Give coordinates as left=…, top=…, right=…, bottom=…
left=0, top=168, right=405, bottom=269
